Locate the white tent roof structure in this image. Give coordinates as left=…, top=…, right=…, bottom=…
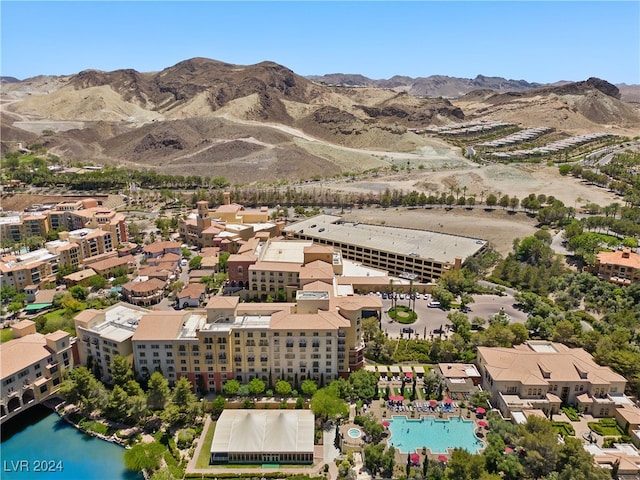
left=401, top=365, right=413, bottom=373
left=389, top=366, right=401, bottom=373
left=211, top=410, right=315, bottom=454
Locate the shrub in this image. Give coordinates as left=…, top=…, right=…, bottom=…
left=176, top=428, right=196, bottom=449
left=551, top=421, right=575, bottom=437
left=561, top=406, right=580, bottom=421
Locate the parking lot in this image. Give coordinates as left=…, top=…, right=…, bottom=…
left=373, top=290, right=528, bottom=340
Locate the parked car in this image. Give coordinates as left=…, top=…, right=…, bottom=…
left=402, top=327, right=414, bottom=334
left=427, top=301, right=441, bottom=308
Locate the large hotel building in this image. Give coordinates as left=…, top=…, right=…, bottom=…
left=76, top=279, right=380, bottom=392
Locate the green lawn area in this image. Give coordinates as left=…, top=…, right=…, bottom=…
left=552, top=421, right=575, bottom=438
left=588, top=419, right=624, bottom=437
left=195, top=420, right=217, bottom=469
left=1, top=328, right=14, bottom=343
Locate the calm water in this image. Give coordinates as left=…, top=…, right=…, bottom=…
left=1, top=406, right=141, bottom=480
left=388, top=415, right=485, bottom=454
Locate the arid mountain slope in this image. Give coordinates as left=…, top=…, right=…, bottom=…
left=454, top=78, right=640, bottom=132
left=2, top=59, right=639, bottom=184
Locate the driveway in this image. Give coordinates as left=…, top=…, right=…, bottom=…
left=379, top=290, right=527, bottom=340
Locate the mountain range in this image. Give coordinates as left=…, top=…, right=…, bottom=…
left=1, top=58, right=639, bottom=184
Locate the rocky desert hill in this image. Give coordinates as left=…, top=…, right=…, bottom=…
left=307, top=73, right=543, bottom=98
left=454, top=77, right=640, bottom=132
left=2, top=58, right=639, bottom=184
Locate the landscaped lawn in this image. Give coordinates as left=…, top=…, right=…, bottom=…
left=1, top=328, right=14, bottom=343
left=588, top=419, right=624, bottom=437
left=195, top=420, right=216, bottom=469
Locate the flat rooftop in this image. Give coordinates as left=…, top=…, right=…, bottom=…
left=93, top=304, right=148, bottom=342
left=260, top=240, right=313, bottom=263
left=284, top=215, right=486, bottom=264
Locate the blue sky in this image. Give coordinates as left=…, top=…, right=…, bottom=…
left=1, top=1, right=639, bottom=84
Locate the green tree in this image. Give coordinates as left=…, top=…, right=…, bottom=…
left=211, top=395, right=226, bottom=418
left=87, top=275, right=108, bottom=291
left=275, top=380, right=292, bottom=396
left=146, top=372, right=171, bottom=410
left=301, top=379, right=318, bottom=397
left=172, top=376, right=196, bottom=411
left=248, top=377, right=266, bottom=396
left=110, top=355, right=133, bottom=387
left=348, top=369, right=378, bottom=402
left=223, top=379, right=241, bottom=396
left=310, top=385, right=349, bottom=422
left=69, top=285, right=89, bottom=301
left=188, top=256, right=202, bottom=270
left=107, top=384, right=130, bottom=420
left=219, top=252, right=230, bottom=273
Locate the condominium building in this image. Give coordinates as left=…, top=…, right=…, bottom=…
left=129, top=285, right=379, bottom=392
left=74, top=302, right=149, bottom=383
left=476, top=341, right=627, bottom=420
left=283, top=215, right=487, bottom=283
left=592, top=248, right=640, bottom=285
left=0, top=214, right=49, bottom=243
left=48, top=198, right=128, bottom=245
left=0, top=248, right=59, bottom=290
left=1, top=198, right=127, bottom=247
left=1, top=320, right=74, bottom=424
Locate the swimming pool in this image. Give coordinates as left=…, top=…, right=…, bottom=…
left=388, top=416, right=484, bottom=454
left=348, top=428, right=362, bottom=439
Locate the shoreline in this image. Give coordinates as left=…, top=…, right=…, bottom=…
left=43, top=397, right=132, bottom=449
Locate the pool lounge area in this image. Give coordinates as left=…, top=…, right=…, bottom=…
left=387, top=415, right=485, bottom=455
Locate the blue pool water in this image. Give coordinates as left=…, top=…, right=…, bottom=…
left=1, top=406, right=141, bottom=480
left=388, top=415, right=484, bottom=454
left=348, top=428, right=362, bottom=438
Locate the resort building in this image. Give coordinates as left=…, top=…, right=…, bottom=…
left=142, top=241, right=181, bottom=259
left=129, top=285, right=378, bottom=392
left=176, top=283, right=207, bottom=309
left=0, top=213, right=49, bottom=243
left=283, top=214, right=487, bottom=283
left=0, top=198, right=127, bottom=248
left=74, top=303, right=149, bottom=384
left=178, top=194, right=281, bottom=249
left=476, top=341, right=628, bottom=420
left=47, top=198, right=128, bottom=245
left=0, top=248, right=60, bottom=290
left=592, top=248, right=640, bottom=285
left=437, top=363, right=482, bottom=400
left=210, top=410, right=315, bottom=464
left=0, top=320, right=74, bottom=425
left=121, top=278, right=166, bottom=307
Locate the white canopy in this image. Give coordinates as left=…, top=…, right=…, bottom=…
left=389, top=366, right=401, bottom=373
left=211, top=410, right=314, bottom=454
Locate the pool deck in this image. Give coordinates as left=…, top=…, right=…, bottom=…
left=341, top=394, right=489, bottom=470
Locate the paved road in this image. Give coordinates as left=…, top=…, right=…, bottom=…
left=551, top=230, right=571, bottom=256
left=378, top=289, right=528, bottom=340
